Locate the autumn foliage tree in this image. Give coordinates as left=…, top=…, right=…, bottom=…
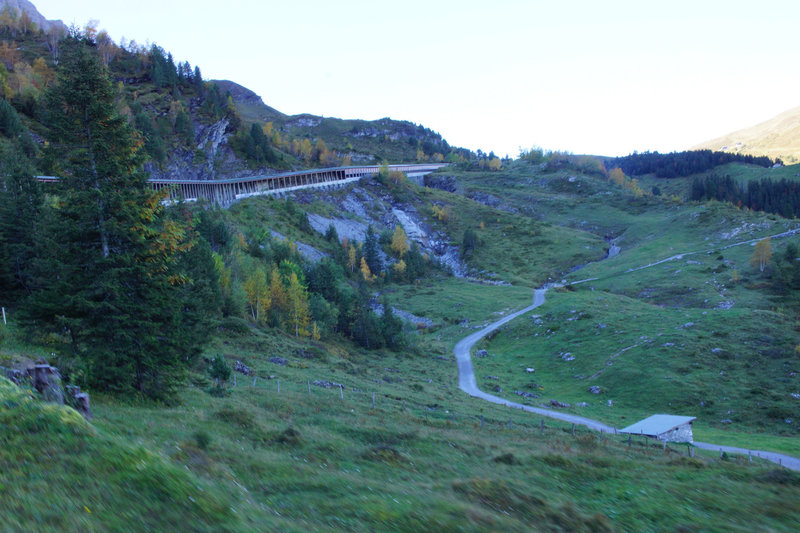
left=390, top=225, right=409, bottom=257
left=268, top=267, right=288, bottom=321
left=751, top=238, right=772, bottom=273
left=286, top=271, right=311, bottom=337
left=243, top=266, right=270, bottom=321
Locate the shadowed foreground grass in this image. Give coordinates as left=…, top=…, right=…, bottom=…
left=0, top=378, right=244, bottom=532
left=6, top=326, right=800, bottom=532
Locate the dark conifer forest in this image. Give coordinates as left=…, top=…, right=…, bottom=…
left=613, top=150, right=777, bottom=178
left=691, top=173, right=800, bottom=219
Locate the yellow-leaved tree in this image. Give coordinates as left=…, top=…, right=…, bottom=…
left=360, top=257, right=373, bottom=282
left=348, top=244, right=357, bottom=273
left=243, top=267, right=270, bottom=322
left=390, top=225, right=409, bottom=257
left=286, top=272, right=311, bottom=337
left=269, top=267, right=287, bottom=317
left=392, top=259, right=406, bottom=279
left=750, top=238, right=772, bottom=272
left=609, top=168, right=626, bottom=186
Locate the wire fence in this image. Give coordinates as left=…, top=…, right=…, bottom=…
left=224, top=371, right=575, bottom=431
left=220, top=372, right=772, bottom=468
left=0, top=361, right=784, bottom=469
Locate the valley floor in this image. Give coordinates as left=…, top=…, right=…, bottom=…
left=5, top=161, right=800, bottom=531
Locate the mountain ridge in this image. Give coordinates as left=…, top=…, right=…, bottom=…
left=693, top=105, right=800, bottom=163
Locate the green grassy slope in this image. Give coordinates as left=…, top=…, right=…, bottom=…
left=634, top=162, right=800, bottom=199
left=87, top=315, right=800, bottom=532
left=5, top=160, right=800, bottom=530
left=229, top=175, right=608, bottom=287
left=0, top=377, right=246, bottom=532
left=442, top=161, right=800, bottom=456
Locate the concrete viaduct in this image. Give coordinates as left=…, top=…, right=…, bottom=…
left=37, top=163, right=447, bottom=208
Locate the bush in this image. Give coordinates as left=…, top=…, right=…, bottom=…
left=193, top=430, right=212, bottom=450
left=218, top=316, right=251, bottom=335
left=207, top=356, right=231, bottom=396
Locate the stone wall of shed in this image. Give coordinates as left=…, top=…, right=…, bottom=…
left=659, top=424, right=693, bottom=442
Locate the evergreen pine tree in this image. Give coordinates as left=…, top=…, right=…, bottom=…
left=27, top=36, right=211, bottom=399
left=193, top=66, right=204, bottom=96
left=349, top=282, right=382, bottom=349
left=0, top=139, right=40, bottom=301
left=380, top=295, right=403, bottom=350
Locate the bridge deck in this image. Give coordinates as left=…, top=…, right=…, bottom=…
left=37, top=163, right=447, bottom=207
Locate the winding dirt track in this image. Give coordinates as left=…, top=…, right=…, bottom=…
left=454, top=290, right=615, bottom=433
left=453, top=231, right=800, bottom=471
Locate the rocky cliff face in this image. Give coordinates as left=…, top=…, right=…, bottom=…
left=0, top=0, right=67, bottom=33
left=145, top=117, right=276, bottom=181
left=295, top=182, right=468, bottom=277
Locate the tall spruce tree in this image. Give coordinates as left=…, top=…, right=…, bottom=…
left=0, top=139, right=41, bottom=301
left=27, top=35, right=214, bottom=399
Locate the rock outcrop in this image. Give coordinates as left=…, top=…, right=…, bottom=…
left=0, top=0, right=67, bottom=33
left=3, top=361, right=91, bottom=419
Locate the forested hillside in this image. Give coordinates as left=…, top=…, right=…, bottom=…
left=611, top=149, right=777, bottom=179
left=0, top=30, right=460, bottom=399
left=3, top=3, right=800, bottom=532
left=0, top=7, right=477, bottom=182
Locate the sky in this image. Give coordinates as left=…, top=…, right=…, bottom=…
left=31, top=0, right=800, bottom=158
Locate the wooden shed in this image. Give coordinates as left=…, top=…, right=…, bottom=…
left=620, top=414, right=696, bottom=442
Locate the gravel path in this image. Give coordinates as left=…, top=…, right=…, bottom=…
left=453, top=227, right=800, bottom=470
left=454, top=289, right=616, bottom=433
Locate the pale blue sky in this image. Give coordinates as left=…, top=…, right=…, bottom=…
left=33, top=0, right=800, bottom=157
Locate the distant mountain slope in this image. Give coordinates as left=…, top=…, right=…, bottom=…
left=0, top=0, right=65, bottom=32
left=693, top=105, right=800, bottom=163
left=212, top=79, right=286, bottom=123
left=217, top=79, right=469, bottom=165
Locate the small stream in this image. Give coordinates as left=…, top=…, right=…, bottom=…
left=569, top=237, right=620, bottom=273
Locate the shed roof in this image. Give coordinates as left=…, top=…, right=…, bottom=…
left=619, top=415, right=696, bottom=437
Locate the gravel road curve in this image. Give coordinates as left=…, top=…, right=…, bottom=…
left=453, top=289, right=800, bottom=471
